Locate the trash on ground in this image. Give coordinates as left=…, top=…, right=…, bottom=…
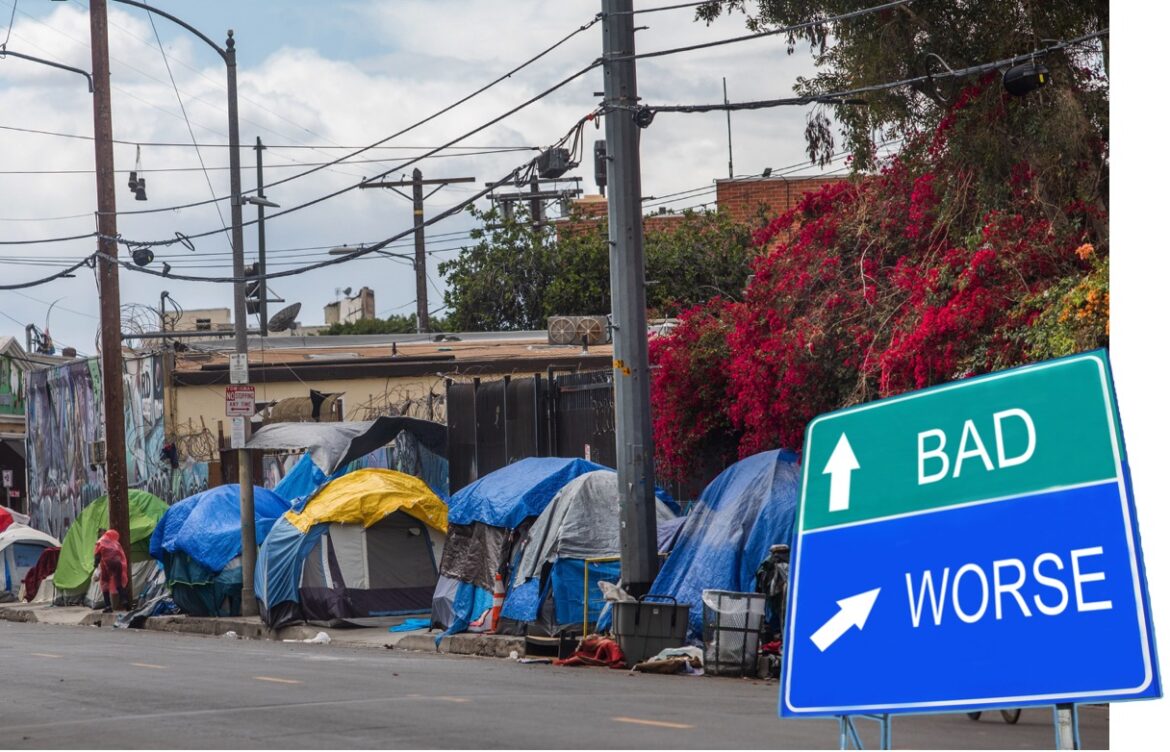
left=223, top=630, right=239, bottom=639
left=554, top=634, right=626, bottom=669
left=283, top=630, right=331, bottom=644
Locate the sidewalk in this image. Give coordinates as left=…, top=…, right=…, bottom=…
left=0, top=600, right=526, bottom=658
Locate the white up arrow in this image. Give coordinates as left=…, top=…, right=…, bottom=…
left=809, top=587, right=881, bottom=652
left=823, top=433, right=860, bottom=513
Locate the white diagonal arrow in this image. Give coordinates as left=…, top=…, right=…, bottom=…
left=809, top=587, right=881, bottom=652
left=823, top=433, right=860, bottom=512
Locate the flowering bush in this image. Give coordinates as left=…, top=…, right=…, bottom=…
left=650, top=75, right=1108, bottom=472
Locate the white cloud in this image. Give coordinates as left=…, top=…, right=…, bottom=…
left=1, top=0, right=829, bottom=350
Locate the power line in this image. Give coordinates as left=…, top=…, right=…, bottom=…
left=106, top=114, right=599, bottom=283
left=615, top=0, right=913, bottom=63
left=0, top=255, right=92, bottom=290
left=147, top=11, right=230, bottom=241
left=0, top=124, right=539, bottom=151
left=113, top=66, right=603, bottom=248
left=644, top=31, right=1107, bottom=115
left=76, top=10, right=599, bottom=222
left=0, top=147, right=541, bottom=175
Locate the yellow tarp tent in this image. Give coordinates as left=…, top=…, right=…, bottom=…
left=284, top=468, right=447, bottom=535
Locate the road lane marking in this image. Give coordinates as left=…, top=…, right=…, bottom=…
left=30, top=652, right=62, bottom=659
left=405, top=694, right=469, bottom=703
left=612, top=716, right=694, bottom=730
left=131, top=662, right=167, bottom=669
left=254, top=676, right=302, bottom=685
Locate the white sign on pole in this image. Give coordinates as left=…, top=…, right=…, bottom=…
left=1, top=469, right=12, bottom=488
left=229, top=353, right=249, bottom=385
left=230, top=416, right=246, bottom=449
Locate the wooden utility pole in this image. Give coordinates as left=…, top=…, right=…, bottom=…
left=89, top=0, right=132, bottom=596
left=360, top=170, right=474, bottom=333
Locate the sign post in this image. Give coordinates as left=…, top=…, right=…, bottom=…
left=781, top=350, right=1160, bottom=722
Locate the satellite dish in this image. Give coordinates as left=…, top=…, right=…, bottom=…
left=267, top=302, right=301, bottom=333
left=343, top=287, right=353, bottom=297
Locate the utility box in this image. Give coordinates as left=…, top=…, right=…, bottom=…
left=612, top=595, right=689, bottom=665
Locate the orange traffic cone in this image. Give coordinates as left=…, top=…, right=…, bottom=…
left=486, top=572, right=505, bottom=633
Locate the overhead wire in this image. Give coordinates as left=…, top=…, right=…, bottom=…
left=110, top=10, right=604, bottom=221
left=614, top=0, right=913, bottom=63
left=642, top=30, right=1108, bottom=115
left=147, top=10, right=230, bottom=241
left=106, top=112, right=598, bottom=283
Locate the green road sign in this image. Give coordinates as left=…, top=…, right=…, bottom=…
left=801, top=353, right=1121, bottom=531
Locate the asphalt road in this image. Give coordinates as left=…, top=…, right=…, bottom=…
left=0, top=621, right=1108, bottom=749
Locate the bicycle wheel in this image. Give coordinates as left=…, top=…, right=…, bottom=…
left=1000, top=708, right=1021, bottom=724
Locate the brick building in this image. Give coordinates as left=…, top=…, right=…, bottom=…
left=715, top=175, right=842, bottom=226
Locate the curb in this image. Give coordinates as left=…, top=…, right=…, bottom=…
left=2, top=603, right=527, bottom=659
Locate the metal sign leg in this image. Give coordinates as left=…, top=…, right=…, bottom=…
left=837, top=714, right=891, bottom=750
left=1053, top=703, right=1081, bottom=750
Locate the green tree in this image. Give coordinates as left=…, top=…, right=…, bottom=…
left=697, top=1, right=1109, bottom=217
left=318, top=313, right=451, bottom=336
left=441, top=203, right=757, bottom=331
left=439, top=204, right=555, bottom=331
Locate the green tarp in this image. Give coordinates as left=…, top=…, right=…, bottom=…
left=53, top=490, right=168, bottom=591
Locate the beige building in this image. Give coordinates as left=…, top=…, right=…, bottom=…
left=167, top=332, right=613, bottom=444
left=323, top=287, right=376, bottom=326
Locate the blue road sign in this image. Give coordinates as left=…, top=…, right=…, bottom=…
left=780, top=351, right=1160, bottom=717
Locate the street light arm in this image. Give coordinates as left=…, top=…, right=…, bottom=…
left=110, top=0, right=227, bottom=59
left=0, top=49, right=94, bottom=92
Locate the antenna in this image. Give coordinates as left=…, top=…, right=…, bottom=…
left=267, top=303, right=302, bottom=333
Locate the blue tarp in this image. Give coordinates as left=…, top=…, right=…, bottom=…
left=254, top=515, right=330, bottom=624
left=446, top=457, right=607, bottom=528
left=149, top=484, right=291, bottom=573
left=632, top=449, right=801, bottom=641
left=273, top=453, right=328, bottom=506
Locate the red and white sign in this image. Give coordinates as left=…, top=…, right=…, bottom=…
left=225, top=384, right=256, bottom=416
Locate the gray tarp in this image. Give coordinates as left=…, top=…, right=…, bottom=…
left=245, top=417, right=446, bottom=475
left=514, top=470, right=676, bottom=584
left=438, top=522, right=510, bottom=591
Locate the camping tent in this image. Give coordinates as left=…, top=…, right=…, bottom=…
left=500, top=470, right=677, bottom=635
left=52, top=490, right=169, bottom=606
left=1, top=525, right=60, bottom=602
left=255, top=468, right=448, bottom=628
left=150, top=484, right=291, bottom=616
left=631, top=449, right=800, bottom=641
left=433, top=456, right=608, bottom=634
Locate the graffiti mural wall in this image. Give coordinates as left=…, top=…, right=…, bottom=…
left=25, top=352, right=209, bottom=539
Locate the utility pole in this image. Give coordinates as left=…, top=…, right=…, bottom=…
left=254, top=137, right=270, bottom=337
left=602, top=0, right=658, bottom=597
left=89, top=0, right=132, bottom=595
left=360, top=170, right=474, bottom=333
left=223, top=29, right=257, bottom=618
left=724, top=77, right=734, bottom=179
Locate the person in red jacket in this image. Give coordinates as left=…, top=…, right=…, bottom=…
left=92, top=529, right=132, bottom=613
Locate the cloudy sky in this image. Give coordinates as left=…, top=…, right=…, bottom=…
left=1, top=0, right=834, bottom=351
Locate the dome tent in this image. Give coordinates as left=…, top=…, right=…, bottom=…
left=500, top=469, right=677, bottom=635
left=432, top=456, right=607, bottom=636
left=52, top=489, right=169, bottom=607
left=255, top=468, right=448, bottom=628
left=150, top=484, right=291, bottom=616
left=621, top=449, right=800, bottom=641
left=1, top=525, right=60, bottom=601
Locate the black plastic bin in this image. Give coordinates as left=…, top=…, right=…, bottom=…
left=612, top=594, right=690, bottom=664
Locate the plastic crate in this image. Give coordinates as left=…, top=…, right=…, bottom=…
left=702, top=589, right=765, bottom=676
left=612, top=594, right=690, bottom=665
